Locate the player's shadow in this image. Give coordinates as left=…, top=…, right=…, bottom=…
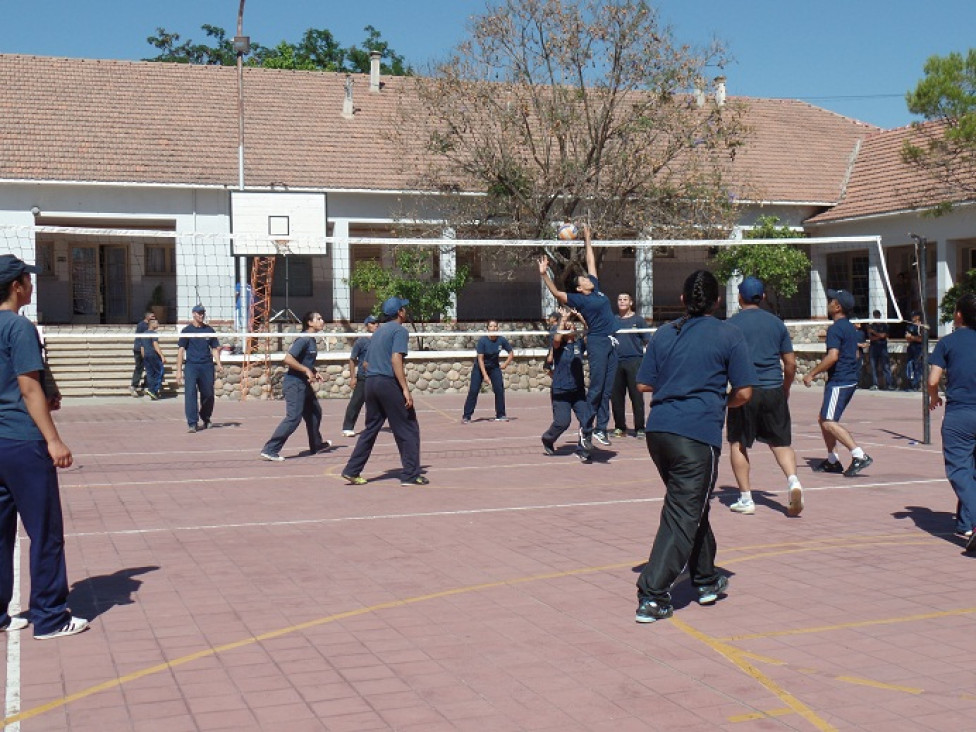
left=892, top=505, right=972, bottom=552
left=204, top=421, right=241, bottom=430
left=879, top=428, right=922, bottom=443
left=67, top=566, right=159, bottom=620
left=629, top=564, right=736, bottom=610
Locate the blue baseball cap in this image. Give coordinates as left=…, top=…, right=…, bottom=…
left=364, top=315, right=378, bottom=325
left=826, top=288, right=855, bottom=313
left=192, top=304, right=207, bottom=314
left=0, top=254, right=40, bottom=285
left=738, top=276, right=765, bottom=303
left=381, top=297, right=409, bottom=316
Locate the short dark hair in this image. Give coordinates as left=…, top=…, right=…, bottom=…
left=0, top=273, right=28, bottom=303
left=957, top=293, right=976, bottom=329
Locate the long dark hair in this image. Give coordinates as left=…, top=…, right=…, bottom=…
left=673, top=270, right=720, bottom=333
left=957, top=292, right=976, bottom=329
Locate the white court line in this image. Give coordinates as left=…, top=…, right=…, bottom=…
left=5, top=527, right=22, bottom=731
left=64, top=477, right=949, bottom=540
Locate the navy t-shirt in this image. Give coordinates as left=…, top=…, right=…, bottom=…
left=141, top=332, right=161, bottom=362
left=350, top=336, right=370, bottom=378
left=0, top=310, right=46, bottom=442
left=475, top=335, right=512, bottom=370
left=638, top=316, right=756, bottom=447
left=365, top=320, right=409, bottom=379
left=868, top=322, right=889, bottom=351
left=824, top=317, right=860, bottom=385
left=566, top=275, right=615, bottom=337
left=727, top=308, right=792, bottom=389
left=133, top=319, right=149, bottom=352
left=178, top=324, right=219, bottom=364
left=614, top=313, right=649, bottom=360
left=551, top=336, right=586, bottom=394
left=929, top=327, right=976, bottom=410
left=906, top=323, right=923, bottom=356
left=285, top=334, right=318, bottom=381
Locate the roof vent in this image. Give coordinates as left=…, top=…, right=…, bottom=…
left=342, top=75, right=354, bottom=118
left=714, top=76, right=726, bottom=108
left=369, top=50, right=382, bottom=93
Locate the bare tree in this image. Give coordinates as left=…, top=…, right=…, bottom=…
left=395, top=0, right=747, bottom=273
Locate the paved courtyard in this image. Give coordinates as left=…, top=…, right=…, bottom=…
left=2, top=387, right=973, bottom=730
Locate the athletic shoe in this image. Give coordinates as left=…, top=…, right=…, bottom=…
left=578, top=430, right=593, bottom=453
left=341, top=473, right=367, bottom=485
left=34, top=616, right=89, bottom=640
left=129, top=386, right=140, bottom=397
left=967, top=530, right=976, bottom=553
left=592, top=430, right=612, bottom=446
left=401, top=475, right=430, bottom=486
left=787, top=482, right=804, bottom=517
left=697, top=576, right=729, bottom=606
left=201, top=420, right=211, bottom=430
left=542, top=438, right=555, bottom=456
left=635, top=599, right=673, bottom=623
left=635, top=429, right=646, bottom=438
left=1, top=617, right=28, bottom=632
left=461, top=417, right=471, bottom=424
left=729, top=498, right=755, bottom=515
left=341, top=430, right=356, bottom=437
left=844, top=455, right=873, bottom=477
left=187, top=425, right=198, bottom=433
left=812, top=458, right=844, bottom=474
left=870, top=385, right=879, bottom=391
left=493, top=416, right=509, bottom=422
left=612, top=428, right=626, bottom=437
left=147, top=391, right=159, bottom=400
left=575, top=449, right=591, bottom=464
left=316, top=440, right=333, bottom=453
left=260, top=452, right=284, bottom=462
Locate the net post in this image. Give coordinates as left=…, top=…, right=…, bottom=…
left=913, top=234, right=931, bottom=445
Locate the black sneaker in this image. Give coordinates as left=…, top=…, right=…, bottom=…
left=187, top=424, right=198, bottom=433
left=575, top=449, right=591, bottom=464
left=697, top=575, right=729, bottom=605
left=541, top=438, right=555, bottom=456
left=578, top=430, right=593, bottom=453
left=635, top=598, right=673, bottom=623
left=813, top=458, right=844, bottom=473
left=592, top=430, right=612, bottom=446
left=844, top=455, right=873, bottom=477
left=966, top=530, right=976, bottom=553
left=201, top=420, right=211, bottom=430
left=401, top=475, right=430, bottom=486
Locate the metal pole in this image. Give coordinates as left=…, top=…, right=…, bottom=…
left=237, top=0, right=246, bottom=191
left=911, top=233, right=931, bottom=444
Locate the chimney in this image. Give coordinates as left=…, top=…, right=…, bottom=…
left=369, top=50, right=382, bottom=93
left=714, top=76, right=726, bottom=108
left=342, top=74, right=354, bottom=118
left=694, top=78, right=705, bottom=108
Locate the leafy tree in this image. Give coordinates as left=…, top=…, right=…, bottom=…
left=347, top=248, right=470, bottom=336
left=939, top=268, right=976, bottom=324
left=398, top=0, right=747, bottom=276
left=146, top=25, right=410, bottom=75
left=712, top=216, right=810, bottom=315
left=902, top=49, right=976, bottom=213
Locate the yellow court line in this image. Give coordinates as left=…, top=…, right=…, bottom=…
left=834, top=675, right=923, bottom=695
left=413, top=394, right=458, bottom=423
left=728, top=707, right=794, bottom=723
left=670, top=617, right=837, bottom=731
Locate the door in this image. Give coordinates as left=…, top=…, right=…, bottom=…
left=71, top=245, right=100, bottom=323
left=70, top=244, right=130, bottom=324
left=103, top=245, right=129, bottom=323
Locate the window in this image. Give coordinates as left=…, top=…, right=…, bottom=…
left=146, top=244, right=176, bottom=275
left=273, top=255, right=313, bottom=297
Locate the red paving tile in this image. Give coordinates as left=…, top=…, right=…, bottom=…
left=2, top=389, right=974, bottom=730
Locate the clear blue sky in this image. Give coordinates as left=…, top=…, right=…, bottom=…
left=2, top=0, right=974, bottom=129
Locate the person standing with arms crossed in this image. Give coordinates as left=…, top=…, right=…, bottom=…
left=341, top=297, right=427, bottom=486
left=177, top=304, right=222, bottom=433
left=633, top=270, right=755, bottom=623
left=725, top=277, right=803, bottom=517
left=611, top=292, right=649, bottom=437
left=538, top=224, right=618, bottom=452
left=927, top=293, right=976, bottom=552
left=342, top=315, right=378, bottom=437
left=260, top=311, right=330, bottom=461
left=866, top=310, right=894, bottom=391
left=0, top=255, right=89, bottom=639
left=803, top=289, right=873, bottom=477
left=462, top=320, right=514, bottom=423
left=904, top=311, right=924, bottom=391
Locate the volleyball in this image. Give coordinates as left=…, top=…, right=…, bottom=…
left=557, top=223, right=578, bottom=241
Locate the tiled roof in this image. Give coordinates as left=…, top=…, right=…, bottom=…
left=807, top=121, right=969, bottom=223
left=1, top=54, right=878, bottom=204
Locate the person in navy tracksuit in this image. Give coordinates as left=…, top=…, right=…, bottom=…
left=260, top=311, right=329, bottom=461
left=537, top=223, right=618, bottom=453
left=342, top=315, right=379, bottom=436
left=928, top=293, right=976, bottom=553
left=611, top=292, right=649, bottom=436
left=130, top=311, right=152, bottom=396
left=462, top=320, right=514, bottom=423
left=140, top=316, right=165, bottom=399
left=176, top=304, right=222, bottom=432
left=541, top=307, right=589, bottom=461
left=0, top=255, right=89, bottom=639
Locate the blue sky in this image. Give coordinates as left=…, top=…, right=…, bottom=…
left=2, top=0, right=974, bottom=129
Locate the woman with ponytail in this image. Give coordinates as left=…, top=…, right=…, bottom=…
left=633, top=270, right=756, bottom=623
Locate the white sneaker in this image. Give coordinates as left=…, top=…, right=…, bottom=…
left=342, top=430, right=356, bottom=437
left=260, top=452, right=284, bottom=462
left=34, top=616, right=89, bottom=640
left=2, top=617, right=28, bottom=632
left=729, top=498, right=755, bottom=515
left=787, top=482, right=804, bottom=517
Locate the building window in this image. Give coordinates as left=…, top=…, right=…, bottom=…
left=146, top=244, right=176, bottom=275
left=273, top=255, right=313, bottom=297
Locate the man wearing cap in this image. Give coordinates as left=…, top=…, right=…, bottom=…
left=341, top=315, right=379, bottom=437
left=176, top=305, right=222, bottom=433
left=341, top=297, right=427, bottom=486
left=803, top=288, right=873, bottom=477
left=130, top=311, right=154, bottom=397
left=726, top=277, right=803, bottom=516
left=0, top=255, right=89, bottom=639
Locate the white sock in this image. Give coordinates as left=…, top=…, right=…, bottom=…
left=787, top=475, right=801, bottom=488
left=851, top=447, right=865, bottom=460
left=827, top=452, right=841, bottom=464
left=739, top=491, right=752, bottom=503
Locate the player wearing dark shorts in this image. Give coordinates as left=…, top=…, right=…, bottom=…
left=725, top=278, right=802, bottom=516
left=803, top=288, right=873, bottom=477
